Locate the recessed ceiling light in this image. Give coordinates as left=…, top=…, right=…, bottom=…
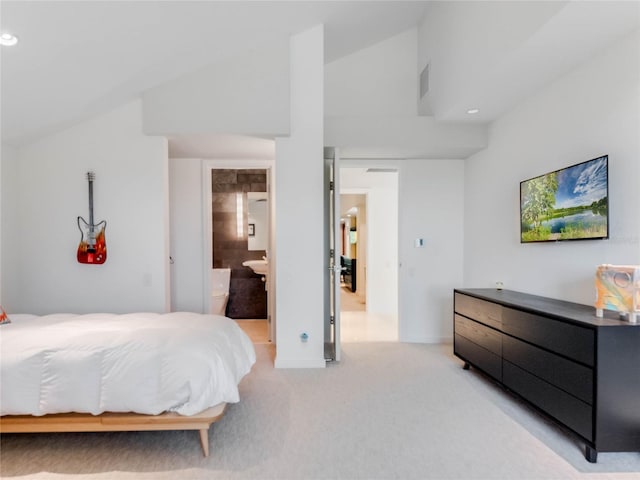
left=0, top=33, right=18, bottom=46
left=467, top=108, right=480, bottom=114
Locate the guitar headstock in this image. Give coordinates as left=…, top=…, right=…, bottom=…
left=87, top=171, right=95, bottom=182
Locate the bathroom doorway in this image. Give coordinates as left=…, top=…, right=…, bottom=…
left=203, top=159, right=275, bottom=343
left=339, top=166, right=398, bottom=342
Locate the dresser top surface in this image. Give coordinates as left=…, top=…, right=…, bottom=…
left=455, top=288, right=637, bottom=328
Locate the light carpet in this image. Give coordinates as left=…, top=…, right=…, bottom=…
left=1, top=343, right=639, bottom=479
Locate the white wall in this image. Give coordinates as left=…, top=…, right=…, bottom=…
left=0, top=144, right=19, bottom=305
left=142, top=40, right=290, bottom=137
left=325, top=115, right=487, bottom=160
left=274, top=25, right=325, bottom=368
left=325, top=28, right=418, bottom=117
left=418, top=1, right=565, bottom=120
left=324, top=28, right=487, bottom=160
left=1, top=101, right=170, bottom=314
left=398, top=159, right=465, bottom=343
left=169, top=158, right=204, bottom=312
left=367, top=179, right=398, bottom=315
left=464, top=29, right=640, bottom=305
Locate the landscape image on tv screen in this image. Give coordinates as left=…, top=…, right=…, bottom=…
left=520, top=155, right=608, bottom=243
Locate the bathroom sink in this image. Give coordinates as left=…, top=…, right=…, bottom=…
left=243, top=259, right=268, bottom=276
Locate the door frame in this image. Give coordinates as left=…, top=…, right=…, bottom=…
left=202, top=159, right=275, bottom=342
left=339, top=161, right=400, bottom=340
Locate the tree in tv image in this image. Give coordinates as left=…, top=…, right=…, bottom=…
left=521, top=156, right=608, bottom=242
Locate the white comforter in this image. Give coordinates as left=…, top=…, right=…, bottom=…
left=0, top=312, right=256, bottom=416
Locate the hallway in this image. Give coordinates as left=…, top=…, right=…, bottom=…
left=340, top=286, right=398, bottom=342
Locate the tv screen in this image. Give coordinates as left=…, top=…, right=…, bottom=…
left=520, top=155, right=608, bottom=243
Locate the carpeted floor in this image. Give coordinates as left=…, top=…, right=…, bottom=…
left=1, top=342, right=639, bottom=479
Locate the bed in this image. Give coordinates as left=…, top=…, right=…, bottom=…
left=0, top=311, right=256, bottom=456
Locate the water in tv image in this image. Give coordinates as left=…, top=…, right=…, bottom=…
left=520, top=155, right=608, bottom=242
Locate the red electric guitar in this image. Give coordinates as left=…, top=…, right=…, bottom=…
left=77, top=171, right=107, bottom=264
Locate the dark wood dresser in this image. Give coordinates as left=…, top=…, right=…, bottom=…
left=453, top=288, right=640, bottom=462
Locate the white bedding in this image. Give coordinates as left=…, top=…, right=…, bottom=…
left=0, top=312, right=256, bottom=416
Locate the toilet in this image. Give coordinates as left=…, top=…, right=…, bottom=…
left=211, top=268, right=231, bottom=316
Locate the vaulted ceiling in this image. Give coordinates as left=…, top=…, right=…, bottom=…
left=1, top=1, right=639, bottom=152
left=0, top=1, right=429, bottom=146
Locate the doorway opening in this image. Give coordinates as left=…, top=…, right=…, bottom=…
left=339, top=167, right=398, bottom=342
left=203, top=160, right=275, bottom=344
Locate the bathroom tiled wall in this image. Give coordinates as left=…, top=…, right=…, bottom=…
left=212, top=169, right=267, bottom=319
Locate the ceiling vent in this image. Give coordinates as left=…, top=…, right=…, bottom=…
left=419, top=63, right=430, bottom=99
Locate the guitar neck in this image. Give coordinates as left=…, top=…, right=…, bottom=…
left=88, top=178, right=94, bottom=228
left=86, top=171, right=95, bottom=229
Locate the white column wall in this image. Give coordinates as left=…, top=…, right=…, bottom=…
left=274, top=25, right=325, bottom=368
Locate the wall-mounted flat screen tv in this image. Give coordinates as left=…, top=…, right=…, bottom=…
left=520, top=155, right=608, bottom=243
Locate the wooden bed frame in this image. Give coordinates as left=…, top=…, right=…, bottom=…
left=0, top=402, right=226, bottom=457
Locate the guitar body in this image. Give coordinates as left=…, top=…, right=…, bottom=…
left=77, top=217, right=107, bottom=264
left=77, top=172, right=107, bottom=265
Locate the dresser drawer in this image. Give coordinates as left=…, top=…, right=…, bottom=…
left=455, top=314, right=502, bottom=356
left=503, top=361, right=593, bottom=441
left=455, top=334, right=502, bottom=381
left=455, top=293, right=502, bottom=329
left=502, top=307, right=594, bottom=366
left=503, top=335, right=593, bottom=404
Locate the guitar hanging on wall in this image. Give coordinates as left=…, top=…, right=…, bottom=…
left=77, top=171, right=107, bottom=264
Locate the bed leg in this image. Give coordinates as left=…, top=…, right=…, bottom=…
left=199, top=428, right=210, bottom=457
